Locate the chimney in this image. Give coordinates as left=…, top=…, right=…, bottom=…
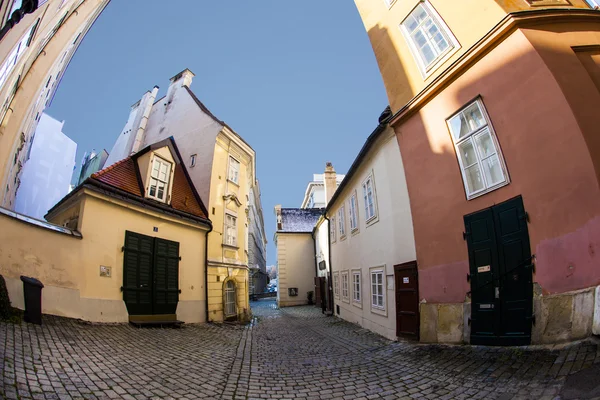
left=324, top=162, right=337, bottom=206
left=166, top=68, right=195, bottom=106
left=274, top=205, right=282, bottom=231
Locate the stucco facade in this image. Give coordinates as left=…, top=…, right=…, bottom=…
left=104, top=70, right=261, bottom=322
left=355, top=0, right=600, bottom=344
left=0, top=0, right=109, bottom=210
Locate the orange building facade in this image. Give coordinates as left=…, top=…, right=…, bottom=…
left=355, top=0, right=600, bottom=345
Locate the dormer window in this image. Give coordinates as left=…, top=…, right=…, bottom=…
left=148, top=156, right=171, bottom=202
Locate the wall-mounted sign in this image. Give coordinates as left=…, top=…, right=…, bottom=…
left=100, top=266, right=111, bottom=277
left=403, top=277, right=409, bottom=284
left=288, top=288, right=298, bottom=297
left=477, top=265, right=491, bottom=273
left=318, top=261, right=326, bottom=271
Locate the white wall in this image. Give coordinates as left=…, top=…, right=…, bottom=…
left=328, top=127, right=416, bottom=340
left=277, top=233, right=315, bottom=307
left=14, top=113, right=76, bottom=219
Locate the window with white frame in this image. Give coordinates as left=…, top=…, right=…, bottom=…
left=401, top=2, right=457, bottom=74
left=333, top=272, right=340, bottom=298
left=447, top=99, right=508, bottom=199
left=5, top=0, right=21, bottom=22
left=148, top=157, right=171, bottom=202
left=362, top=174, right=377, bottom=222
left=585, top=0, right=599, bottom=8
left=228, top=156, right=240, bottom=184
left=352, top=271, right=361, bottom=303
left=330, top=216, right=336, bottom=243
left=382, top=0, right=396, bottom=8
left=338, top=206, right=346, bottom=238
left=190, top=154, right=197, bottom=167
left=371, top=270, right=385, bottom=310
left=224, top=214, right=237, bottom=247
left=341, top=271, right=349, bottom=302
left=0, top=21, right=36, bottom=91
left=349, top=193, right=358, bottom=232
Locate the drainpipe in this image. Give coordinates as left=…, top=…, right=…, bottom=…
left=204, top=223, right=213, bottom=323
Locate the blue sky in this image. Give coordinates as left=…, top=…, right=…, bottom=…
left=47, top=1, right=388, bottom=266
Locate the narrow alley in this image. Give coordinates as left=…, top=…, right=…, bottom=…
left=1, top=299, right=599, bottom=399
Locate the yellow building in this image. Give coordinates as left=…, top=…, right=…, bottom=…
left=0, top=0, right=109, bottom=210
left=104, top=69, right=259, bottom=322
left=0, top=137, right=212, bottom=324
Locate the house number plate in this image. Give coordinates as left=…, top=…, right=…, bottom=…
left=477, top=265, right=491, bottom=273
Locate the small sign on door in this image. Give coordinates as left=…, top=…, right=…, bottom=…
left=477, top=265, right=491, bottom=273
left=403, top=277, right=409, bottom=284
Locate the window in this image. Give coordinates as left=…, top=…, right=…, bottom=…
left=352, top=271, right=361, bottom=304
left=338, top=206, right=346, bottom=238
left=333, top=272, right=340, bottom=299
left=383, top=0, right=396, bottom=8
left=5, top=0, right=22, bottom=22
left=349, top=193, right=358, bottom=232
left=148, top=157, right=171, bottom=202
left=371, top=270, right=385, bottom=310
left=224, top=280, right=236, bottom=317
left=0, top=22, right=36, bottom=90
left=190, top=154, right=196, bottom=167
left=447, top=99, right=508, bottom=199
left=585, top=0, right=600, bottom=8
left=228, top=156, right=240, bottom=184
left=224, top=214, right=237, bottom=247
left=401, top=2, right=457, bottom=75
left=330, top=216, right=336, bottom=243
left=307, top=192, right=315, bottom=208
left=341, top=271, right=349, bottom=302
left=362, top=174, right=377, bottom=222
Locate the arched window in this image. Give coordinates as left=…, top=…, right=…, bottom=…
left=224, top=280, right=236, bottom=318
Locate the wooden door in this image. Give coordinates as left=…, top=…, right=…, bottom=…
left=394, top=261, right=419, bottom=339
left=314, top=276, right=322, bottom=307
left=465, top=196, right=532, bottom=346
left=153, top=238, right=180, bottom=315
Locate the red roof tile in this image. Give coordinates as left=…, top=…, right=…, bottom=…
left=89, top=155, right=207, bottom=220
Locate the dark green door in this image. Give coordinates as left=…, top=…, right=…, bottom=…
left=122, top=231, right=180, bottom=316
left=465, top=196, right=532, bottom=346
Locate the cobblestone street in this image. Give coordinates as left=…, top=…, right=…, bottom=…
left=1, top=298, right=600, bottom=399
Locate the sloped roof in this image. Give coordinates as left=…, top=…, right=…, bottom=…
left=47, top=138, right=209, bottom=223
left=278, top=208, right=323, bottom=233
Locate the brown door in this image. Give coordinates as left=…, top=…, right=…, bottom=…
left=394, top=261, right=419, bottom=339
left=314, top=277, right=322, bottom=307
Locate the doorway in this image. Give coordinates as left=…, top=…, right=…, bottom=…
left=464, top=195, right=533, bottom=346
left=224, top=280, right=237, bottom=320
left=394, top=261, right=419, bottom=339
left=122, top=231, right=180, bottom=318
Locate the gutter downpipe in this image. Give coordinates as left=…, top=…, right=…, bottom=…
left=204, top=223, right=213, bottom=323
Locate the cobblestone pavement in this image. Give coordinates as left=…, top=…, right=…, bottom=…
left=1, top=299, right=599, bottom=399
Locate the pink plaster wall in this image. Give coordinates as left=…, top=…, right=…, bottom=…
left=396, top=29, right=600, bottom=303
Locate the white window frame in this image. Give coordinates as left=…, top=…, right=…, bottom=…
left=447, top=98, right=509, bottom=200
left=341, top=271, right=349, bottom=303
left=147, top=156, right=171, bottom=203
left=228, top=155, right=240, bottom=185
left=585, top=0, right=600, bottom=8
left=352, top=270, right=361, bottom=307
left=333, top=272, right=340, bottom=299
left=370, top=268, right=386, bottom=314
left=400, top=1, right=459, bottom=78
left=338, top=206, right=346, bottom=239
left=224, top=213, right=238, bottom=247
left=190, top=154, right=197, bottom=167
left=382, top=0, right=396, bottom=8
left=330, top=216, right=336, bottom=243
left=0, top=21, right=36, bottom=91
left=362, top=173, right=378, bottom=224
left=349, top=192, right=359, bottom=233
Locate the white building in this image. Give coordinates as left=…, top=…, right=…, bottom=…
left=300, top=167, right=345, bottom=209
left=14, top=112, right=76, bottom=220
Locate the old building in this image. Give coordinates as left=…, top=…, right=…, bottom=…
left=354, top=0, right=600, bottom=344
left=0, top=0, right=109, bottom=211
left=14, top=112, right=76, bottom=219
left=274, top=206, right=322, bottom=307
left=1, top=137, right=212, bottom=324
left=315, top=111, right=418, bottom=341
left=248, top=182, right=268, bottom=297
left=104, top=69, right=262, bottom=322
left=300, top=168, right=345, bottom=209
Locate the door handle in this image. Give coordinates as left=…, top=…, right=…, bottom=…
left=495, top=287, right=499, bottom=299
left=140, top=284, right=148, bottom=288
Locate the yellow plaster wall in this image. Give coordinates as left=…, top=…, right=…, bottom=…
left=276, top=233, right=315, bottom=307
left=354, top=0, right=506, bottom=112
left=207, top=266, right=249, bottom=322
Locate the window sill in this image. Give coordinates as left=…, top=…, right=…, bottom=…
left=351, top=228, right=359, bottom=236
left=365, top=215, right=379, bottom=228
left=352, top=300, right=362, bottom=309
left=466, top=180, right=509, bottom=201
left=342, top=297, right=350, bottom=304
left=370, top=306, right=387, bottom=317
left=222, top=243, right=239, bottom=250
left=227, top=179, right=240, bottom=187
left=340, top=235, right=347, bottom=241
